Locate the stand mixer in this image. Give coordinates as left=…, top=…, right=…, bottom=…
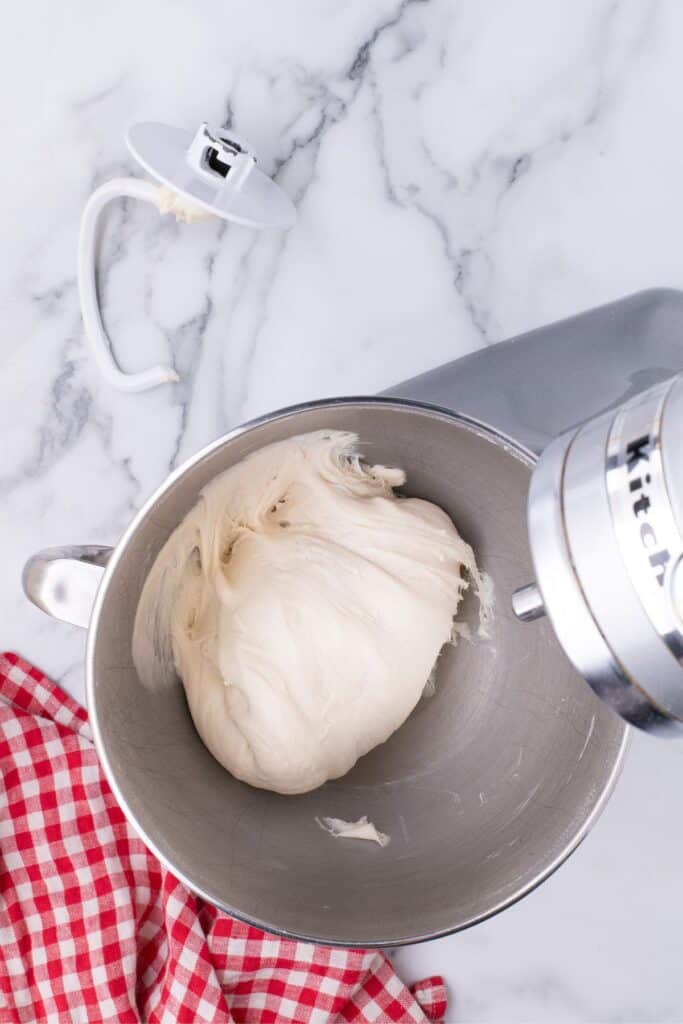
left=22, top=115, right=683, bottom=942
left=389, top=287, right=683, bottom=736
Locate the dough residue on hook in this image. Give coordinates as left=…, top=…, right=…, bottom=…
left=157, top=185, right=215, bottom=223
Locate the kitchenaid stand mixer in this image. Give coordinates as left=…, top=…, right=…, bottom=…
left=390, top=287, right=683, bottom=734
left=21, top=116, right=683, bottom=942
left=24, top=263, right=683, bottom=942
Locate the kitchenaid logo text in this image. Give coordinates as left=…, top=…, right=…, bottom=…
left=626, top=433, right=670, bottom=587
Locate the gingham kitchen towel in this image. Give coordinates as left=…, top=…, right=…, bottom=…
left=0, top=652, right=447, bottom=1023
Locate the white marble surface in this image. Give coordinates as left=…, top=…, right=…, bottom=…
left=2, top=1, right=683, bottom=1020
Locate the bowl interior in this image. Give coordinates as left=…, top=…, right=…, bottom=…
left=90, top=400, right=626, bottom=945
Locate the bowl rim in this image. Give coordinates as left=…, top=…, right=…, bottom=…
left=85, top=395, right=629, bottom=947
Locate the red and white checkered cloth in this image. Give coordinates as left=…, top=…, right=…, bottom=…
left=0, top=652, right=447, bottom=1023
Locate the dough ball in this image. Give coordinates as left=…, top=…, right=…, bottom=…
left=134, top=431, right=481, bottom=794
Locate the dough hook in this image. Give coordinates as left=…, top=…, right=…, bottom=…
left=78, top=121, right=296, bottom=392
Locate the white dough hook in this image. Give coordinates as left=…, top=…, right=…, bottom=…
left=78, top=121, right=296, bottom=393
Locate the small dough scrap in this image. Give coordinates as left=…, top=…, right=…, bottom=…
left=134, top=430, right=485, bottom=795
left=317, top=816, right=390, bottom=847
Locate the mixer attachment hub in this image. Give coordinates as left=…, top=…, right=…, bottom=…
left=185, top=122, right=256, bottom=192
left=515, top=372, right=683, bottom=735
left=511, top=583, right=545, bottom=622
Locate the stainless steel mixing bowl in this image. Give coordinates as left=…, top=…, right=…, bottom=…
left=24, top=398, right=627, bottom=946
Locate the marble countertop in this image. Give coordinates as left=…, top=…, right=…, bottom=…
left=3, top=1, right=683, bottom=1019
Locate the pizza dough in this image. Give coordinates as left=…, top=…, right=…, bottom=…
left=134, top=430, right=483, bottom=795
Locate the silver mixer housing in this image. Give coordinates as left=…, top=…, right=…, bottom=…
left=389, top=288, right=683, bottom=734
left=516, top=373, right=683, bottom=733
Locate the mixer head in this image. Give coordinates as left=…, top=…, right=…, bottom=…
left=513, top=372, right=683, bottom=733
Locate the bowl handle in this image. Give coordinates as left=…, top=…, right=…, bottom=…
left=22, top=546, right=113, bottom=629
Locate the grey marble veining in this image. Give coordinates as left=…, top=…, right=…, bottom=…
left=2, top=1, right=683, bottom=1020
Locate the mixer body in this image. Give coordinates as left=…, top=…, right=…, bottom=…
left=388, top=288, right=683, bottom=456
left=521, top=376, right=683, bottom=733
left=391, top=288, right=683, bottom=734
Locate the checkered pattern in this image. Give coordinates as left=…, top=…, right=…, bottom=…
left=406, top=979, right=447, bottom=1022
left=0, top=653, right=446, bottom=1023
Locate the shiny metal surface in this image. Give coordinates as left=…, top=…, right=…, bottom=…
left=662, top=374, right=683, bottom=529
left=387, top=288, right=683, bottom=455
left=522, top=432, right=634, bottom=720
left=77, top=398, right=625, bottom=946
left=605, top=379, right=683, bottom=713
left=564, top=411, right=679, bottom=730
left=511, top=583, right=545, bottom=622
left=521, top=374, right=683, bottom=733
left=22, top=545, right=112, bottom=628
